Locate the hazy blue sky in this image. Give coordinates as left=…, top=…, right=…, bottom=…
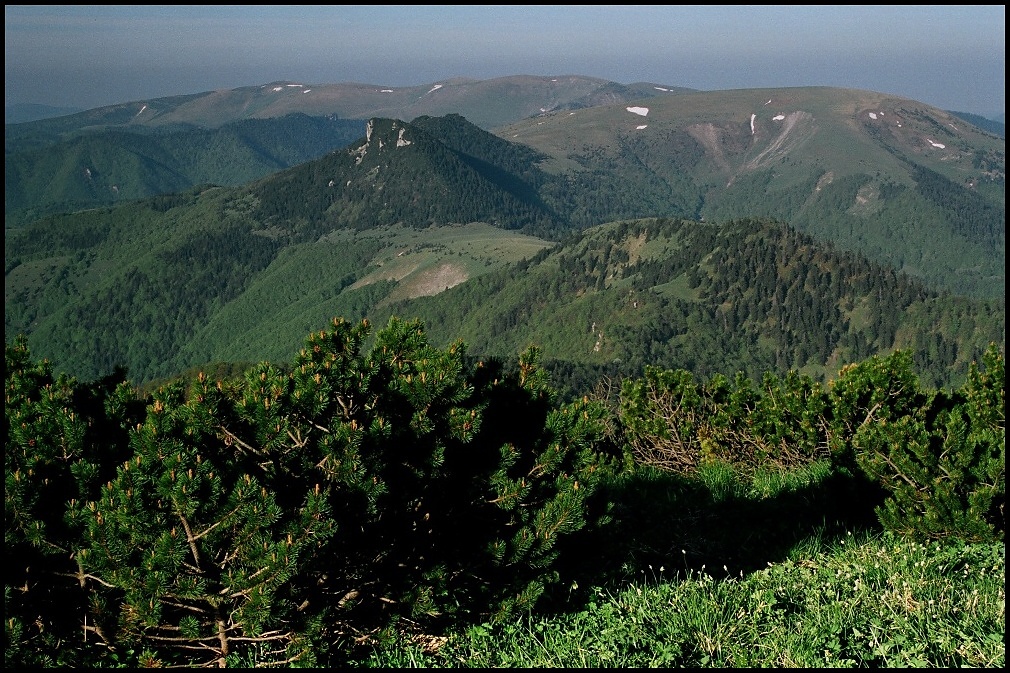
left=5, top=5, right=1005, bottom=115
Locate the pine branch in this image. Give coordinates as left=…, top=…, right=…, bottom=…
left=191, top=502, right=243, bottom=544
left=176, top=512, right=203, bottom=571
left=219, top=424, right=269, bottom=455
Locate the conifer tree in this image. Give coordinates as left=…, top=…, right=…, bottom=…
left=5, top=338, right=140, bottom=667
left=7, top=317, right=619, bottom=665
left=847, top=345, right=1004, bottom=541
left=232, top=317, right=618, bottom=634
left=66, top=375, right=334, bottom=667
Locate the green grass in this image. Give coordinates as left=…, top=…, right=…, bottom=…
left=348, top=533, right=1004, bottom=668
left=219, top=457, right=1003, bottom=668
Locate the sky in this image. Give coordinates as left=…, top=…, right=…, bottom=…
left=4, top=5, right=1006, bottom=116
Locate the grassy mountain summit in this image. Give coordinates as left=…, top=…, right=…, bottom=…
left=4, top=75, right=692, bottom=141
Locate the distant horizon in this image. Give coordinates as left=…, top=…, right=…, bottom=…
left=5, top=78, right=1005, bottom=125
left=5, top=6, right=1005, bottom=117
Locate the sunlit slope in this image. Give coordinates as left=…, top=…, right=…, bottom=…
left=501, top=87, right=1005, bottom=298
left=504, top=86, right=1001, bottom=185
left=371, top=217, right=1004, bottom=392
left=179, top=222, right=551, bottom=369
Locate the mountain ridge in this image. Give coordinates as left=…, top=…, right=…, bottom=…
left=3, top=75, right=696, bottom=229
left=5, top=75, right=696, bottom=138
left=5, top=80, right=1005, bottom=392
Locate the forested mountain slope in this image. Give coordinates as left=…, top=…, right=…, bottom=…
left=5, top=92, right=1005, bottom=391
left=5, top=114, right=367, bottom=227
left=7, top=85, right=1003, bottom=297
left=370, top=217, right=1004, bottom=394
left=5, top=185, right=1002, bottom=391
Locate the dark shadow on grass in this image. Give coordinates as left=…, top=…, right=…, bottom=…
left=541, top=461, right=889, bottom=614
